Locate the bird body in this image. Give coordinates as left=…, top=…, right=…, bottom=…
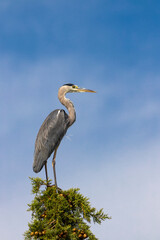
left=33, top=84, right=95, bottom=187
left=33, top=109, right=69, bottom=173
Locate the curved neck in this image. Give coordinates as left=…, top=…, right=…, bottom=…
left=58, top=88, right=76, bottom=126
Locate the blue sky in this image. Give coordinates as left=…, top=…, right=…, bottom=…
left=1, top=0, right=160, bottom=239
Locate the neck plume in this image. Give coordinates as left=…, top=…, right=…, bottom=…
left=58, top=88, right=76, bottom=126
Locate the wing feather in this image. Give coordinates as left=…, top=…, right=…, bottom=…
left=33, top=109, right=69, bottom=173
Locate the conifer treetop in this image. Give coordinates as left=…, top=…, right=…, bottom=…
left=24, top=178, right=111, bottom=240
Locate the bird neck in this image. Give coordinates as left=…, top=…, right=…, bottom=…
left=58, top=88, right=76, bottom=126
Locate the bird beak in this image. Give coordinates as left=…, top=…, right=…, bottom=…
left=77, top=88, right=96, bottom=93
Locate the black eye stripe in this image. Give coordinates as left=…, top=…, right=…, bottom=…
left=63, top=83, right=74, bottom=86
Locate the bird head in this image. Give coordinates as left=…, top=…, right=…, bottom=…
left=62, top=83, right=96, bottom=93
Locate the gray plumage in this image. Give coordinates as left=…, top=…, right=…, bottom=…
left=33, top=109, right=69, bottom=173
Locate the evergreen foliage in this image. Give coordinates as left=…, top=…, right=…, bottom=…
left=24, top=178, right=110, bottom=240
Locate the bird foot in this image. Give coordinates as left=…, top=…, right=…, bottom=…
left=47, top=183, right=62, bottom=191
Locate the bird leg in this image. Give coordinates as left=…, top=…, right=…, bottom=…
left=52, top=146, right=59, bottom=189
left=45, top=162, right=49, bottom=185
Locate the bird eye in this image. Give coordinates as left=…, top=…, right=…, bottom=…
left=72, top=85, right=78, bottom=89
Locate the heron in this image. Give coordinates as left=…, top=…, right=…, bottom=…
left=33, top=83, right=96, bottom=188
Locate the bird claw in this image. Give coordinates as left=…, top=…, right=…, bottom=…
left=47, top=183, right=62, bottom=191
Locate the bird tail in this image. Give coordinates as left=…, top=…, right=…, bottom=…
left=33, top=152, right=46, bottom=173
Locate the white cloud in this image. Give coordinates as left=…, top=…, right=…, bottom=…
left=1, top=56, right=160, bottom=240
left=116, top=100, right=160, bottom=124
left=1, top=138, right=160, bottom=240
left=60, top=140, right=160, bottom=240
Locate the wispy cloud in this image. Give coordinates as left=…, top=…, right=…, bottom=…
left=61, top=140, right=160, bottom=240
left=1, top=51, right=160, bottom=239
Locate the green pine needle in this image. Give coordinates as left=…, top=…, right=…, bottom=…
left=24, top=177, right=111, bottom=240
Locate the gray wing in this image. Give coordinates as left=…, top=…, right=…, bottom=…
left=33, top=109, right=69, bottom=173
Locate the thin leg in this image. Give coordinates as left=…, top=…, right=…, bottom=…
left=45, top=162, right=49, bottom=184
left=52, top=146, right=59, bottom=189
